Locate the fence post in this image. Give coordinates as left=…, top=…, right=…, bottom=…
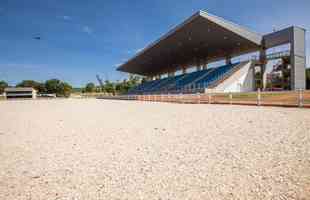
left=257, top=89, right=261, bottom=106
left=298, top=89, right=303, bottom=108
left=229, top=92, right=232, bottom=105
left=208, top=93, right=211, bottom=104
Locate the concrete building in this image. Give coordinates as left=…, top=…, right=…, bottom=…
left=117, top=10, right=306, bottom=94
left=4, top=87, right=37, bottom=99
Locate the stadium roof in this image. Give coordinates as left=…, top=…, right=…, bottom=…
left=117, top=10, right=263, bottom=76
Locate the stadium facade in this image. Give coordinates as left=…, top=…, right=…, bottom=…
left=118, top=11, right=306, bottom=94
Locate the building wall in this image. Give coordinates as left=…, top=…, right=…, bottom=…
left=4, top=89, right=37, bottom=99
left=263, top=26, right=306, bottom=90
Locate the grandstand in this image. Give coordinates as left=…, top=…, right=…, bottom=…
left=118, top=10, right=306, bottom=94
left=128, top=62, right=244, bottom=94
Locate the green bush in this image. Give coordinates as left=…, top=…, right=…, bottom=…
left=84, top=82, right=96, bottom=93
left=16, top=79, right=73, bottom=97
left=16, top=80, right=46, bottom=93
left=45, top=79, right=72, bottom=97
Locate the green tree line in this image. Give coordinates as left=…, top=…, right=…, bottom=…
left=0, top=75, right=144, bottom=96
left=83, top=75, right=144, bottom=94
left=0, top=79, right=72, bottom=97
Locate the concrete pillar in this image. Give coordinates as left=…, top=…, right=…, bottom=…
left=33, top=90, right=37, bottom=99
left=259, top=49, right=267, bottom=90
left=290, top=27, right=306, bottom=90
left=225, top=56, right=232, bottom=65
left=196, top=59, right=202, bottom=71
left=202, top=59, right=208, bottom=70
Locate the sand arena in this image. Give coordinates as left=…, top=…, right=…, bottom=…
left=0, top=99, right=309, bottom=199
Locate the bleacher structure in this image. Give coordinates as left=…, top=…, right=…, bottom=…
left=118, top=11, right=306, bottom=94
left=129, top=62, right=244, bottom=94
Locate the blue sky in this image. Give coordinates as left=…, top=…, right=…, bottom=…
left=0, top=0, right=309, bottom=87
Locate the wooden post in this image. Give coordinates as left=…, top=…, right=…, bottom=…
left=229, top=92, right=232, bottom=105
left=257, top=89, right=261, bottom=106
left=298, top=89, right=303, bottom=108
left=208, top=94, right=211, bottom=104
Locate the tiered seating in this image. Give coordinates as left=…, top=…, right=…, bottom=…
left=154, top=74, right=186, bottom=91
left=195, top=63, right=238, bottom=88
left=128, top=62, right=239, bottom=94
left=174, top=69, right=211, bottom=90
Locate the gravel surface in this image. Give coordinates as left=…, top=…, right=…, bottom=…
left=0, top=99, right=309, bottom=200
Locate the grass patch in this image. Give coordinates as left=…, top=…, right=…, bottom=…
left=304, top=99, right=310, bottom=104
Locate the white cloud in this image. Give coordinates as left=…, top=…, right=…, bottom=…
left=82, top=26, right=93, bottom=34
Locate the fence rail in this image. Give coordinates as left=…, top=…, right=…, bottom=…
left=98, top=89, right=310, bottom=108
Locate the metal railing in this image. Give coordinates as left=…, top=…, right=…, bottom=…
left=251, top=50, right=290, bottom=61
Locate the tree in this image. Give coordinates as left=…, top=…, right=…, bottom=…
left=103, top=80, right=115, bottom=94
left=306, top=68, right=310, bottom=89
left=115, top=80, right=130, bottom=94
left=101, top=75, right=142, bottom=94
left=57, top=82, right=72, bottom=97
left=45, top=79, right=61, bottom=94
left=84, top=82, right=96, bottom=93
left=45, top=79, right=72, bottom=97
left=128, top=74, right=141, bottom=87
left=0, top=81, right=8, bottom=94
left=16, top=80, right=46, bottom=93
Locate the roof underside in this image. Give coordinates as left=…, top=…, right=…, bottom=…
left=118, top=11, right=262, bottom=76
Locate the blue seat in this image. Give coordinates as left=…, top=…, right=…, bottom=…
left=195, top=63, right=239, bottom=88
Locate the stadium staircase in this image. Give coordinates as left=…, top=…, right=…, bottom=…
left=207, top=61, right=249, bottom=89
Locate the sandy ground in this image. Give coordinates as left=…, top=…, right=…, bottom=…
left=0, top=99, right=309, bottom=200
